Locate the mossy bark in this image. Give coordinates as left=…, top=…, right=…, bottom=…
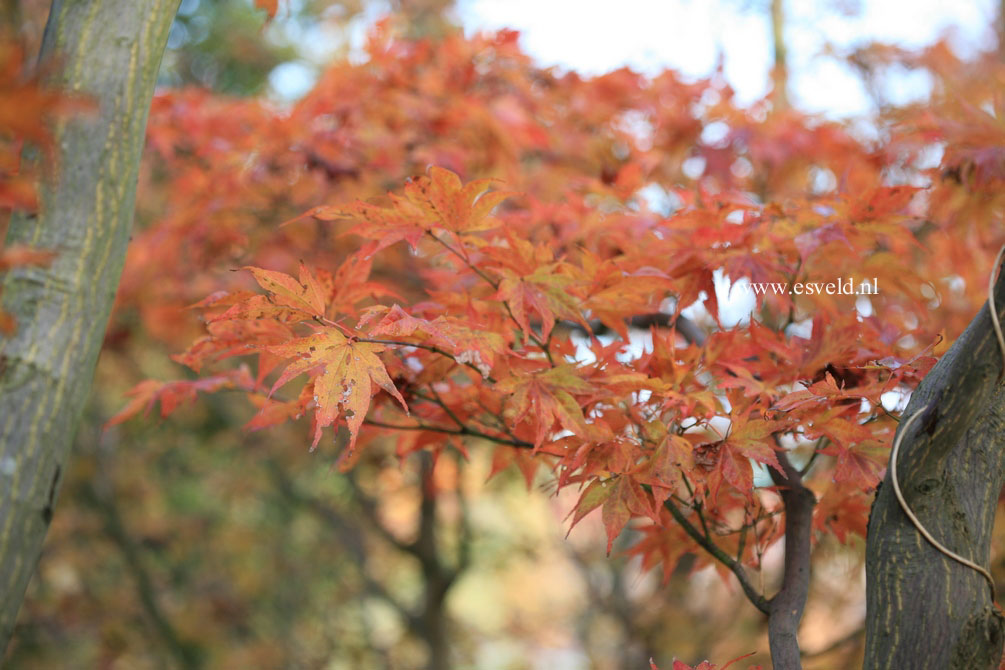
left=864, top=259, right=1005, bottom=669
left=0, top=0, right=178, bottom=650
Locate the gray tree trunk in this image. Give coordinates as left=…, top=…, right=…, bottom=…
left=0, top=0, right=178, bottom=651
left=865, top=258, right=1005, bottom=668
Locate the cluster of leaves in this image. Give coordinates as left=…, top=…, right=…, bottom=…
left=115, top=51, right=981, bottom=571
left=120, top=160, right=934, bottom=568
left=88, top=20, right=1005, bottom=667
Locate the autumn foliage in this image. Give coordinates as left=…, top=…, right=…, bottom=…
left=85, top=19, right=1005, bottom=667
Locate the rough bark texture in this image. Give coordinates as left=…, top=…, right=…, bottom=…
left=0, top=0, right=178, bottom=650
left=864, top=258, right=1005, bottom=669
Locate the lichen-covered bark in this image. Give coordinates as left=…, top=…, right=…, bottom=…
left=864, top=259, right=1005, bottom=669
left=0, top=0, right=178, bottom=650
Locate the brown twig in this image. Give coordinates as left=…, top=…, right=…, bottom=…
left=663, top=499, right=769, bottom=614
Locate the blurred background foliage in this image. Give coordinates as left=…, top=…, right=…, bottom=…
left=4, top=0, right=1002, bottom=668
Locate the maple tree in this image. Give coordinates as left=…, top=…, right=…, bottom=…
left=103, top=21, right=1005, bottom=668
left=5, top=3, right=1005, bottom=669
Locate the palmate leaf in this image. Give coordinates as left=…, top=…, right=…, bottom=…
left=105, top=367, right=256, bottom=427
left=496, top=364, right=597, bottom=450
left=494, top=265, right=589, bottom=341
left=654, top=651, right=758, bottom=670
left=245, top=262, right=326, bottom=316
left=313, top=166, right=515, bottom=254
left=268, top=329, right=408, bottom=452
left=405, top=166, right=515, bottom=234
left=204, top=263, right=328, bottom=324
left=360, top=304, right=507, bottom=378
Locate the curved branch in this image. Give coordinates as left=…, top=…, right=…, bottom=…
left=81, top=480, right=203, bottom=668
left=663, top=499, right=769, bottom=614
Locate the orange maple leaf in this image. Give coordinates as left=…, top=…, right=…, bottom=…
left=268, top=329, right=408, bottom=452
left=494, top=265, right=587, bottom=340
left=246, top=262, right=326, bottom=316
left=318, top=166, right=514, bottom=254
left=106, top=367, right=256, bottom=427
left=496, top=364, right=597, bottom=450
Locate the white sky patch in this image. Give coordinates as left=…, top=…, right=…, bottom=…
left=268, top=61, right=316, bottom=99
left=457, top=0, right=998, bottom=118
left=636, top=182, right=677, bottom=216
left=881, top=389, right=909, bottom=412
left=715, top=270, right=756, bottom=326
left=266, top=0, right=998, bottom=115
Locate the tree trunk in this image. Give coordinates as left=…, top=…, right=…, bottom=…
left=0, top=0, right=178, bottom=651
left=864, top=258, right=1005, bottom=669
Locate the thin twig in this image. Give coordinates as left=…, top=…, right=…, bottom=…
left=414, top=387, right=466, bottom=429
left=663, top=500, right=769, bottom=614
left=427, top=231, right=499, bottom=290
left=798, top=437, right=828, bottom=477
left=736, top=523, right=749, bottom=563
left=359, top=338, right=496, bottom=382
left=426, top=232, right=557, bottom=361
left=364, top=418, right=533, bottom=449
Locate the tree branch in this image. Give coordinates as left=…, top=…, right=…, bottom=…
left=342, top=469, right=422, bottom=558
left=767, top=449, right=816, bottom=670
left=363, top=418, right=533, bottom=449
left=663, top=499, right=769, bottom=614
left=358, top=338, right=496, bottom=382
left=266, top=463, right=423, bottom=631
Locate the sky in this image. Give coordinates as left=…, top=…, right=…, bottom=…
left=274, top=1, right=999, bottom=118
left=454, top=0, right=999, bottom=117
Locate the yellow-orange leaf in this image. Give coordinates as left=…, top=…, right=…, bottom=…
left=268, top=329, right=407, bottom=452
left=242, top=262, right=326, bottom=318
left=337, top=167, right=514, bottom=253
left=497, top=365, right=595, bottom=449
